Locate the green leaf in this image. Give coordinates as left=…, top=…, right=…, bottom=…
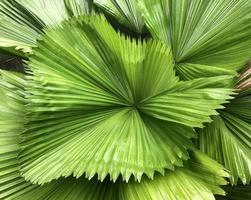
left=19, top=15, right=197, bottom=184
left=120, top=151, right=229, bottom=200
left=16, top=0, right=68, bottom=27
left=139, top=0, right=251, bottom=78
left=176, top=63, right=237, bottom=81
left=15, top=177, right=118, bottom=200
left=0, top=70, right=229, bottom=200
left=20, top=107, right=196, bottom=183
left=0, top=0, right=43, bottom=53
left=18, top=15, right=233, bottom=185
left=198, top=91, right=251, bottom=185
left=94, top=0, right=144, bottom=33
left=139, top=75, right=235, bottom=128
left=0, top=0, right=92, bottom=53
left=0, top=69, right=120, bottom=200
left=0, top=70, right=37, bottom=199
left=64, top=0, right=93, bottom=16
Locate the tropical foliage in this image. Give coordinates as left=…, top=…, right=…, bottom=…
left=0, top=0, right=250, bottom=199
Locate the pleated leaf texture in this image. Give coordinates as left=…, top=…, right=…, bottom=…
left=0, top=0, right=92, bottom=54
left=199, top=72, right=251, bottom=185
left=0, top=69, right=229, bottom=200
left=0, top=0, right=251, bottom=200
left=96, top=0, right=251, bottom=79
left=16, top=15, right=234, bottom=185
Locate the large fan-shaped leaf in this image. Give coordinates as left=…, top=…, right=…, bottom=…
left=0, top=0, right=92, bottom=53
left=0, top=70, right=229, bottom=199
left=120, top=151, right=228, bottom=200
left=139, top=0, right=251, bottom=79
left=19, top=15, right=233, bottom=185
left=94, top=0, right=144, bottom=33
left=198, top=88, right=251, bottom=185
left=19, top=15, right=191, bottom=184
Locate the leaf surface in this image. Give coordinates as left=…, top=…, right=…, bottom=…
left=139, top=0, right=251, bottom=78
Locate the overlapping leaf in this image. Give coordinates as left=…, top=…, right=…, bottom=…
left=94, top=0, right=144, bottom=33
left=0, top=69, right=119, bottom=200
left=16, top=177, right=118, bottom=200
left=17, top=15, right=234, bottom=185
left=0, top=0, right=43, bottom=53
left=139, top=75, right=235, bottom=128
left=198, top=87, right=251, bottom=185
left=0, top=70, right=36, bottom=199
left=139, top=0, right=251, bottom=79
left=64, top=0, right=93, bottom=16
left=0, top=0, right=92, bottom=53
left=120, top=151, right=228, bottom=200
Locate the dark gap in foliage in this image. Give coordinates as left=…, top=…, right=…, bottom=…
left=0, top=52, right=24, bottom=73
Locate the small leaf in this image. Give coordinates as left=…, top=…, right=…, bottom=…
left=0, top=0, right=93, bottom=53
left=94, top=0, right=144, bottom=33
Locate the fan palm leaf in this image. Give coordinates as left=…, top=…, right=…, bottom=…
left=0, top=70, right=37, bottom=199
left=139, top=0, right=251, bottom=79
left=198, top=84, right=251, bottom=185
left=0, top=70, right=229, bottom=200
left=94, top=0, right=144, bottom=33
left=0, top=1, right=250, bottom=199
left=130, top=0, right=251, bottom=186
left=0, top=0, right=92, bottom=53
left=17, top=15, right=234, bottom=185
left=0, top=69, right=119, bottom=200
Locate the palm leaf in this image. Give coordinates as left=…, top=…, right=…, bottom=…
left=176, top=63, right=238, bottom=81
left=198, top=87, right=251, bottom=185
left=17, top=15, right=234, bottom=185
left=0, top=69, right=120, bottom=200
left=0, top=0, right=43, bottom=53
left=94, top=0, right=144, bottom=33
left=139, top=75, right=235, bottom=128
left=0, top=70, right=37, bottom=199
left=139, top=0, right=251, bottom=79
left=16, top=0, right=69, bottom=27
left=237, top=66, right=251, bottom=95
left=0, top=0, right=92, bottom=53
left=120, top=151, right=228, bottom=200
left=0, top=70, right=228, bottom=200
left=15, top=177, right=118, bottom=200
left=64, top=0, right=93, bottom=16
left=19, top=15, right=194, bottom=184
